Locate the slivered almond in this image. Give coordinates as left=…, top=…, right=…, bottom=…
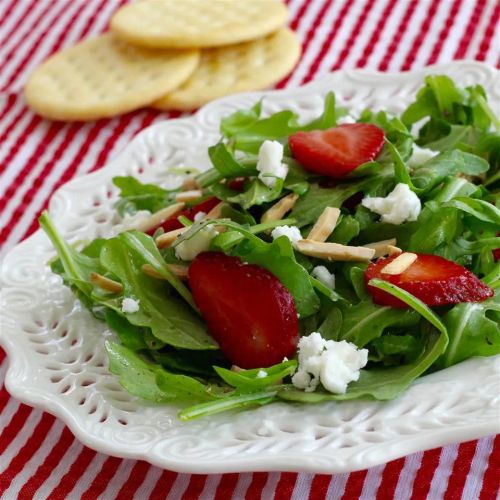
left=363, top=238, right=401, bottom=258
left=89, top=272, right=123, bottom=293
left=142, top=263, right=188, bottom=280
left=230, top=365, right=243, bottom=373
left=381, top=252, right=417, bottom=275
left=307, top=207, right=340, bottom=242
left=155, top=227, right=188, bottom=248
left=181, top=176, right=200, bottom=191
left=133, top=202, right=185, bottom=233
left=261, top=193, right=299, bottom=223
left=204, top=201, right=225, bottom=220
left=296, top=239, right=375, bottom=262
left=175, top=189, right=203, bottom=202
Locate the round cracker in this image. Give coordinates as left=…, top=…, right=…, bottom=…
left=110, top=0, right=288, bottom=49
left=153, top=28, right=301, bottom=111
left=24, top=34, right=200, bottom=121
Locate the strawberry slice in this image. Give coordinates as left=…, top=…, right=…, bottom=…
left=188, top=252, right=299, bottom=368
left=288, top=123, right=385, bottom=178
left=146, top=196, right=220, bottom=235
left=365, top=253, right=494, bottom=308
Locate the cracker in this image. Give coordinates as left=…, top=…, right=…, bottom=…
left=110, top=0, right=289, bottom=49
left=24, top=34, right=200, bottom=121
left=153, top=28, right=301, bottom=110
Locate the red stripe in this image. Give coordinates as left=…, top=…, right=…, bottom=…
left=475, top=0, right=500, bottom=61
left=0, top=0, right=19, bottom=40
left=148, top=470, right=179, bottom=499
left=308, top=474, right=331, bottom=500
left=331, top=0, right=378, bottom=70
left=426, top=0, right=464, bottom=65
left=274, top=473, right=298, bottom=499
left=0, top=413, right=56, bottom=495
left=410, top=448, right=442, bottom=499
left=214, top=473, right=239, bottom=499
left=0, top=404, right=32, bottom=456
left=479, top=436, right=500, bottom=500
left=49, top=446, right=96, bottom=500
left=453, top=0, right=486, bottom=59
left=289, top=0, right=311, bottom=31
left=0, top=384, right=11, bottom=414
left=341, top=470, right=367, bottom=500
left=0, top=93, right=17, bottom=124
left=443, top=440, right=478, bottom=500
left=114, top=460, right=151, bottom=498
left=16, top=425, right=74, bottom=498
left=80, top=456, right=122, bottom=499
left=377, top=0, right=419, bottom=70
left=375, top=458, right=405, bottom=500
left=181, top=474, right=208, bottom=500
left=300, top=0, right=356, bottom=84
left=355, top=0, right=398, bottom=68
left=400, top=0, right=441, bottom=71
left=244, top=472, right=268, bottom=499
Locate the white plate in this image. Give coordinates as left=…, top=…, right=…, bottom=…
left=1, top=61, right=499, bottom=474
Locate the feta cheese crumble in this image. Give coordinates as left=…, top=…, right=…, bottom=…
left=121, top=297, right=140, bottom=314
left=256, top=370, right=267, bottom=379
left=175, top=226, right=218, bottom=261
left=291, top=332, right=368, bottom=394
left=407, top=144, right=438, bottom=168
left=256, top=140, right=288, bottom=188
left=312, top=266, right=335, bottom=289
left=271, top=225, right=302, bottom=249
left=193, top=211, right=206, bottom=222
left=336, top=114, right=356, bottom=124
left=361, top=183, right=421, bottom=225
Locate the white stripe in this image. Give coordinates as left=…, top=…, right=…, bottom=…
left=64, top=453, right=108, bottom=498
left=290, top=473, right=314, bottom=500
left=359, top=463, right=385, bottom=500
left=198, top=473, right=222, bottom=500
left=1, top=419, right=65, bottom=498
left=98, top=459, right=137, bottom=499
left=166, top=473, right=191, bottom=500
left=461, top=437, right=496, bottom=500
left=286, top=0, right=345, bottom=87
left=339, top=0, right=393, bottom=70
left=231, top=472, right=253, bottom=499
left=0, top=398, right=21, bottom=435
left=260, top=472, right=281, bottom=499
left=0, top=409, right=43, bottom=474
left=35, top=439, right=85, bottom=499
left=385, top=0, right=433, bottom=71
left=467, top=0, right=498, bottom=59
left=434, top=0, right=477, bottom=64
left=287, top=0, right=308, bottom=22
left=132, top=466, right=164, bottom=500
left=326, top=473, right=350, bottom=498
left=427, top=443, right=459, bottom=498
left=393, top=452, right=424, bottom=499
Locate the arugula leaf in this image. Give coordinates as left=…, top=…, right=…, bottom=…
left=439, top=292, right=500, bottom=368
left=104, top=309, right=148, bottom=351
left=228, top=178, right=284, bottom=209
left=442, top=197, right=500, bottom=225
left=369, top=334, right=422, bottom=365
left=152, top=349, right=228, bottom=376
left=100, top=236, right=217, bottom=350
left=113, top=176, right=169, bottom=215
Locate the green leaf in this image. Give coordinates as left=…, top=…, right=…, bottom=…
left=113, top=176, right=169, bottom=215
left=443, top=197, right=500, bottom=225
left=104, top=309, right=148, bottom=351
left=228, top=178, right=284, bottom=209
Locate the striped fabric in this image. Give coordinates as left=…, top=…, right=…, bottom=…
left=0, top=0, right=499, bottom=498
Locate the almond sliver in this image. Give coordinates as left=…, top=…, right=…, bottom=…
left=363, top=238, right=400, bottom=258
left=155, top=226, right=188, bottom=248
left=296, top=239, right=375, bottom=262
left=175, top=189, right=204, bottom=202
left=307, top=207, right=340, bottom=242
left=381, top=252, right=417, bottom=275
left=90, top=272, right=123, bottom=293
left=134, top=202, right=185, bottom=233
left=261, top=193, right=299, bottom=223
left=203, top=201, right=225, bottom=220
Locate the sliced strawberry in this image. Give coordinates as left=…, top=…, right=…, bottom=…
left=188, top=252, right=299, bottom=368
left=146, top=196, right=220, bottom=235
left=494, top=248, right=500, bottom=262
left=288, top=123, right=385, bottom=178
left=227, top=177, right=247, bottom=191
left=365, top=253, right=494, bottom=308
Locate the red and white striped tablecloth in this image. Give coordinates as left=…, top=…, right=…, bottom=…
left=1, top=0, right=499, bottom=498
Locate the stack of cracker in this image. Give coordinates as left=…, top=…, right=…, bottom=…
left=24, top=0, right=301, bottom=121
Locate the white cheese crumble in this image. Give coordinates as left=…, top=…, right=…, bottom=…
left=361, top=183, right=421, bottom=225
left=256, top=370, right=267, bottom=379
left=256, top=140, right=288, bottom=188
left=312, top=266, right=335, bottom=289
left=193, top=211, right=207, bottom=222
left=291, top=332, right=368, bottom=394
left=271, top=225, right=302, bottom=249
left=174, top=226, right=218, bottom=261
left=407, top=144, right=438, bottom=168
left=336, top=114, right=357, bottom=124
left=121, top=297, right=140, bottom=314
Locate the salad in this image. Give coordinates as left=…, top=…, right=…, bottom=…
left=40, top=75, right=500, bottom=421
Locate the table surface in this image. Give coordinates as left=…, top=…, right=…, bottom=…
left=1, top=0, right=499, bottom=498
